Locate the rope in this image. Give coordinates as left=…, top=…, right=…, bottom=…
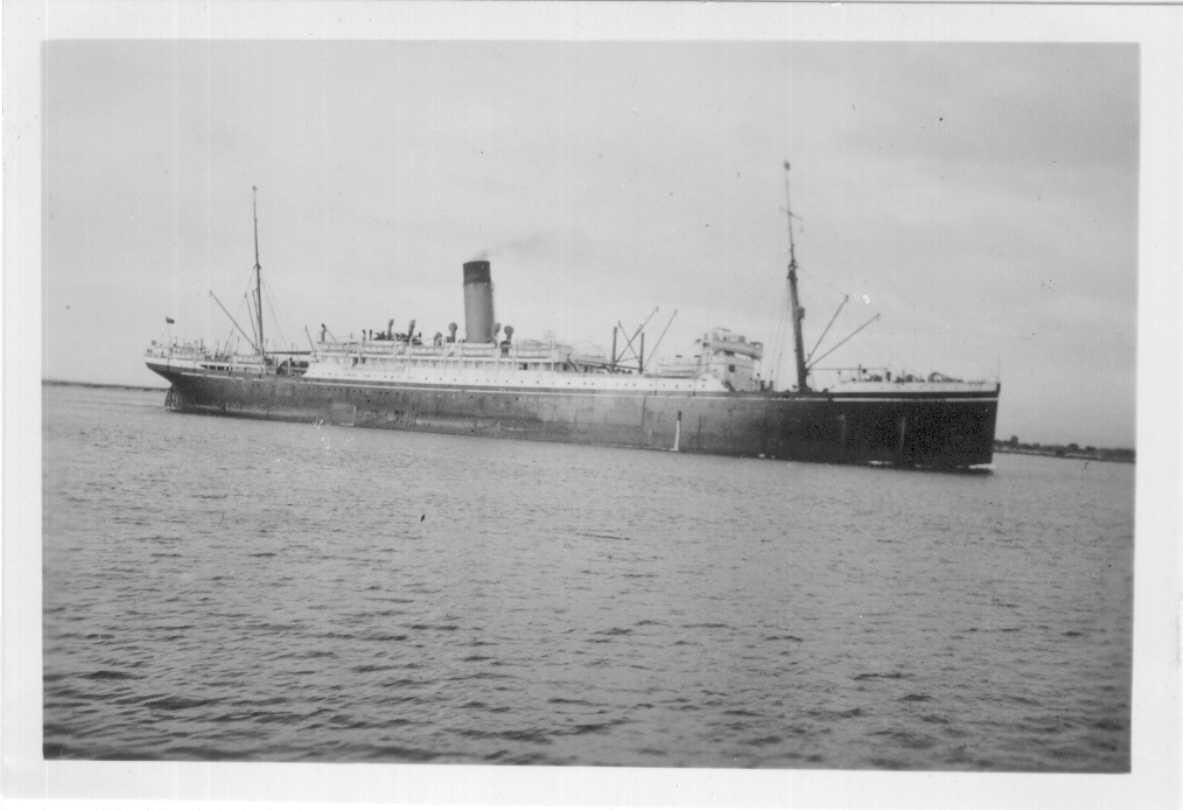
left=769, top=281, right=789, bottom=388
left=262, top=280, right=290, bottom=350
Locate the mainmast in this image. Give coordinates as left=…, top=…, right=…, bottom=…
left=783, top=162, right=809, bottom=392
left=252, top=185, right=265, bottom=361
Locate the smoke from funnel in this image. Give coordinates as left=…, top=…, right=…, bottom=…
left=469, top=232, right=551, bottom=264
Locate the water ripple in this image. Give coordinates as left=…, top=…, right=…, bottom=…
left=41, top=385, right=1135, bottom=771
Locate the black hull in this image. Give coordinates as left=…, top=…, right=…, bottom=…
left=148, top=365, right=999, bottom=469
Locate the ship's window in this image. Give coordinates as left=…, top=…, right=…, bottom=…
left=728, top=364, right=736, bottom=372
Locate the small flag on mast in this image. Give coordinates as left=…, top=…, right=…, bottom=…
left=783, top=160, right=791, bottom=171
left=165, top=317, right=175, bottom=324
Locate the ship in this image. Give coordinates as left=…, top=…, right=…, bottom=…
left=145, top=167, right=1000, bottom=469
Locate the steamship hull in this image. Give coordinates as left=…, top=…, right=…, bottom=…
left=149, top=363, right=999, bottom=468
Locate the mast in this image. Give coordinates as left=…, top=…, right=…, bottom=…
left=783, top=162, right=809, bottom=392
left=252, top=185, right=265, bottom=361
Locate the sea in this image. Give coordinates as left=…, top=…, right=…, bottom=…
left=41, top=383, right=1133, bottom=771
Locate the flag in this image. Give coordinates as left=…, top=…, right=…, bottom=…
left=783, top=160, right=791, bottom=171
left=165, top=317, right=175, bottom=324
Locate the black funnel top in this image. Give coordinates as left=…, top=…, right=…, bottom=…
left=463, top=261, right=491, bottom=285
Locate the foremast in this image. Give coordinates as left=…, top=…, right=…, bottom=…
left=783, top=162, right=809, bottom=392
left=252, top=185, right=265, bottom=363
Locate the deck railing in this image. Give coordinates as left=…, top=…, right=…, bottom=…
left=314, top=339, right=577, bottom=364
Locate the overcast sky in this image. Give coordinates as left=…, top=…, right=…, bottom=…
left=43, top=41, right=1137, bottom=447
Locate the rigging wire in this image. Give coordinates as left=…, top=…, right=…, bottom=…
left=262, top=279, right=290, bottom=350
left=798, top=251, right=961, bottom=337
left=220, top=264, right=293, bottom=353
left=768, top=173, right=968, bottom=379
left=243, top=292, right=260, bottom=350
left=769, top=281, right=789, bottom=389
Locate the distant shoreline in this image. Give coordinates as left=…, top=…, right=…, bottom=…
left=993, top=446, right=1135, bottom=465
left=42, top=379, right=167, bottom=393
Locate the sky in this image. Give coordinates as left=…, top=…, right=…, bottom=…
left=42, top=40, right=1138, bottom=447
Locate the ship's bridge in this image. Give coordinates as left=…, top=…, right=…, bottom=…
left=651, top=328, right=765, bottom=392
left=703, top=328, right=763, bottom=360
left=700, top=328, right=764, bottom=392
